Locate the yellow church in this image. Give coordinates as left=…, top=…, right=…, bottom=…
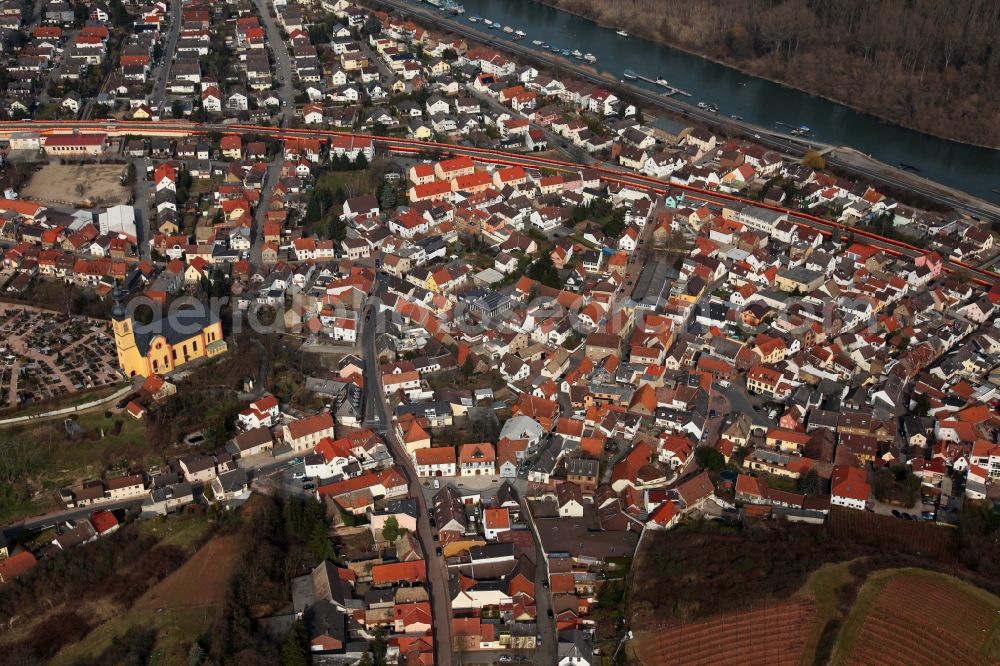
left=112, top=288, right=227, bottom=378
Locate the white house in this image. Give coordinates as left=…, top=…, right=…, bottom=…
left=830, top=465, right=870, bottom=511
left=413, top=446, right=457, bottom=477
left=237, top=394, right=280, bottom=430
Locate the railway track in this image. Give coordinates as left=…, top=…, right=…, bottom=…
left=0, top=119, right=995, bottom=287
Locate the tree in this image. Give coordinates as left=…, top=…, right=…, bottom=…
left=694, top=446, right=724, bottom=472
left=362, top=14, right=382, bottom=37
left=305, top=194, right=322, bottom=223
left=795, top=469, right=820, bottom=495
left=801, top=149, right=826, bottom=170
left=381, top=516, right=400, bottom=542
left=461, top=356, right=475, bottom=377
left=281, top=620, right=310, bottom=666
left=370, top=628, right=388, bottom=666
left=526, top=253, right=560, bottom=289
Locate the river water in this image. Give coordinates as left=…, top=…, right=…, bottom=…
left=417, top=0, right=1000, bottom=204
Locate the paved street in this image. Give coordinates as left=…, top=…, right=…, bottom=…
left=250, top=0, right=295, bottom=126
left=151, top=0, right=183, bottom=108
left=249, top=155, right=283, bottom=268
left=361, top=287, right=454, bottom=666
left=130, top=158, right=152, bottom=259
left=0, top=497, right=144, bottom=543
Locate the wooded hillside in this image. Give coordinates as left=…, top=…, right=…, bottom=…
left=536, top=0, right=1000, bottom=147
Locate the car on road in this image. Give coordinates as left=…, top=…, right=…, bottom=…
left=499, top=657, right=512, bottom=663
left=547, top=609, right=554, bottom=618
left=542, top=580, right=548, bottom=589
left=435, top=546, right=442, bottom=556
left=921, top=511, right=936, bottom=521
left=718, top=380, right=730, bottom=388
left=433, top=479, right=440, bottom=489
left=292, top=472, right=306, bottom=480
left=433, top=534, right=439, bottom=541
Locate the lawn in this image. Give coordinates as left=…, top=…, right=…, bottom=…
left=0, top=410, right=157, bottom=525
left=796, top=558, right=865, bottom=666
left=317, top=169, right=377, bottom=199
left=136, top=511, right=216, bottom=550
left=45, top=411, right=155, bottom=486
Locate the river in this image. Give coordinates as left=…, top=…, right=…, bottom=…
left=413, top=0, right=1000, bottom=204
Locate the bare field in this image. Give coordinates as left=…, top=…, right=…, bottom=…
left=835, top=569, right=1000, bottom=666
left=21, top=162, right=130, bottom=207
left=135, top=533, right=241, bottom=610
left=51, top=533, right=242, bottom=666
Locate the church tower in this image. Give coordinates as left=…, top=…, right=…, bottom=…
left=110, top=283, right=143, bottom=377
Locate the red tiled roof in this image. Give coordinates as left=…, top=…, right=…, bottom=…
left=286, top=412, right=333, bottom=440
left=372, top=560, right=426, bottom=585
left=89, top=510, right=118, bottom=534
left=0, top=551, right=36, bottom=583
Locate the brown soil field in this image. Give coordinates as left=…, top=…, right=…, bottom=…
left=837, top=570, right=1000, bottom=666
left=629, top=598, right=816, bottom=666
left=51, top=533, right=242, bottom=666
left=135, top=533, right=241, bottom=610
left=21, top=162, right=130, bottom=207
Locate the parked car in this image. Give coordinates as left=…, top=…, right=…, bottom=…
left=292, top=472, right=306, bottom=480
left=302, top=483, right=315, bottom=490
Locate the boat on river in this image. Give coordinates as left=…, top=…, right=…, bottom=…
left=623, top=69, right=637, bottom=80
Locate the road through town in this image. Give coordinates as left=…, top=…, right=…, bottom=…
left=361, top=288, right=455, bottom=666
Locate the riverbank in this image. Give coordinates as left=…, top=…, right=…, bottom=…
left=532, top=0, right=1000, bottom=151
left=372, top=0, right=1000, bottom=223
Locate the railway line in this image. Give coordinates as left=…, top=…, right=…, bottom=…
left=0, top=119, right=995, bottom=287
